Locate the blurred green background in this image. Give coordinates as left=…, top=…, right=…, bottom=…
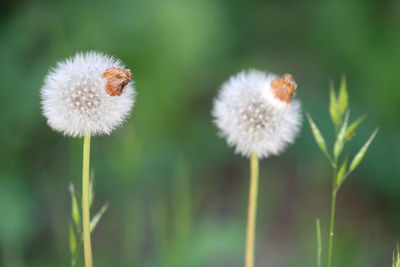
left=0, top=0, right=399, bottom=266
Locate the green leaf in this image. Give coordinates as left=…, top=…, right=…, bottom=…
left=316, top=218, right=322, bottom=267
left=333, top=111, right=349, bottom=160
left=90, top=203, right=109, bottom=233
left=69, top=223, right=77, bottom=256
left=349, top=128, right=379, bottom=172
left=329, top=87, right=340, bottom=130
left=344, top=116, right=365, bottom=141
left=69, top=183, right=81, bottom=227
left=338, top=76, right=348, bottom=117
left=307, top=114, right=331, bottom=162
left=336, top=158, right=348, bottom=190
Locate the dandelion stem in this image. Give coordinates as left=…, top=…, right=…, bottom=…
left=245, top=153, right=259, bottom=267
left=327, top=170, right=337, bottom=267
left=82, top=135, right=93, bottom=267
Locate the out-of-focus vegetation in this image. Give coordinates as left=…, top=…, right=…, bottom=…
left=393, top=245, right=400, bottom=267
left=0, top=0, right=399, bottom=266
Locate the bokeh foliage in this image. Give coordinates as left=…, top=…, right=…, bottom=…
left=0, top=0, right=399, bottom=266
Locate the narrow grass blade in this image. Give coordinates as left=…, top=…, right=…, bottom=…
left=329, top=87, right=340, bottom=130
left=338, top=76, right=348, bottom=117
left=335, top=158, right=348, bottom=191
left=69, top=223, right=77, bottom=256
left=307, top=114, right=332, bottom=163
left=349, top=128, right=379, bottom=172
left=344, top=116, right=365, bottom=141
left=69, top=183, right=81, bottom=227
left=333, top=111, right=349, bottom=160
left=90, top=202, right=109, bottom=233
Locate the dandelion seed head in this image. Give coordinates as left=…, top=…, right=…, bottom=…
left=212, top=70, right=302, bottom=158
left=41, top=51, right=135, bottom=137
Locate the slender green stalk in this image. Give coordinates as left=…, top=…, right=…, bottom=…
left=327, top=193, right=337, bottom=267
left=316, top=218, right=322, bottom=267
left=82, top=135, right=93, bottom=267
left=245, top=153, right=259, bottom=267
left=327, top=170, right=337, bottom=267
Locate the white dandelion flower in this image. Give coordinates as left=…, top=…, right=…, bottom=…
left=212, top=70, right=302, bottom=158
left=41, top=51, right=135, bottom=137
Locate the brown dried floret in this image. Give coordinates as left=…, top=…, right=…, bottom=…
left=271, top=74, right=297, bottom=103
left=102, top=67, right=133, bottom=96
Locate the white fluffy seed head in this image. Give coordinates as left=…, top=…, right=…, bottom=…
left=212, top=70, right=302, bottom=159
left=41, top=51, right=135, bottom=137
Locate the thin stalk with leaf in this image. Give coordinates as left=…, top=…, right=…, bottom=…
left=308, top=77, right=378, bottom=267
left=69, top=171, right=109, bottom=267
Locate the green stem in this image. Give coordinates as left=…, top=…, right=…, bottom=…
left=245, top=153, right=259, bottom=267
left=316, top=218, right=322, bottom=267
left=82, top=135, right=93, bottom=267
left=327, top=171, right=337, bottom=267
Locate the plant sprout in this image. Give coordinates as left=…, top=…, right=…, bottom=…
left=308, top=77, right=378, bottom=267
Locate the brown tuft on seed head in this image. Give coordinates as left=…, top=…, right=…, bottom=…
left=102, top=67, right=133, bottom=96
left=271, top=74, right=297, bottom=103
